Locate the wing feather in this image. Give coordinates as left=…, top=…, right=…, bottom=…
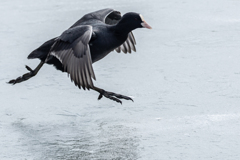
left=48, top=25, right=95, bottom=90
left=115, top=47, right=121, bottom=53
left=113, top=32, right=136, bottom=54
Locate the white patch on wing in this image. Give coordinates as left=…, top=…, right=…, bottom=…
left=50, top=51, right=63, bottom=63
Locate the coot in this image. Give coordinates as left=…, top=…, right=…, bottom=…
left=9, top=8, right=152, bottom=104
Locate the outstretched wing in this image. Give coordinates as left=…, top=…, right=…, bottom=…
left=114, top=32, right=136, bottom=54
left=70, top=8, right=136, bottom=54
left=48, top=25, right=95, bottom=90
left=70, top=8, right=115, bottom=28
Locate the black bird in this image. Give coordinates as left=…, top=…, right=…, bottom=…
left=8, top=8, right=152, bottom=104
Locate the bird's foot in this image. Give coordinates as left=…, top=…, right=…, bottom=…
left=8, top=65, right=36, bottom=84
left=98, top=90, right=133, bottom=104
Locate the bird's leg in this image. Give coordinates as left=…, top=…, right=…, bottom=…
left=8, top=61, right=44, bottom=85
left=91, top=86, right=133, bottom=104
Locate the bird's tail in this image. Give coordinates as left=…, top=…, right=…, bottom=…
left=27, top=37, right=57, bottom=61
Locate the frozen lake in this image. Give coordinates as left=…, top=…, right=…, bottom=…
left=1, top=0, right=240, bottom=159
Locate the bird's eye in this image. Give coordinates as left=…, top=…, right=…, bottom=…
left=135, top=18, right=138, bottom=21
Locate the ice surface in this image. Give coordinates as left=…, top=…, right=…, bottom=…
left=1, top=0, right=240, bottom=159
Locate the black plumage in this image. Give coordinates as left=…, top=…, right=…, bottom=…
left=9, top=8, right=151, bottom=104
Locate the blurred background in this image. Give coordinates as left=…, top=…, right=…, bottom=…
left=1, top=0, right=240, bottom=159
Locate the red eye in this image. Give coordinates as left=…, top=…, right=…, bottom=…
left=135, top=18, right=138, bottom=21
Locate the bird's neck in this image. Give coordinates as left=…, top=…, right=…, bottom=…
left=111, top=19, right=136, bottom=36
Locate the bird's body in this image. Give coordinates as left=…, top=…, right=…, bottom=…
left=9, top=8, right=151, bottom=104
left=90, top=24, right=123, bottom=62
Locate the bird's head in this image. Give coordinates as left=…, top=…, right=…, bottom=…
left=121, top=12, right=152, bottom=30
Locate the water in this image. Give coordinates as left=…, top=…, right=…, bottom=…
left=1, top=0, right=240, bottom=159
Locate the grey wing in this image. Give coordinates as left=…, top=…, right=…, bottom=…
left=117, top=32, right=136, bottom=54
left=49, top=25, right=95, bottom=90
left=104, top=11, right=137, bottom=54
left=70, top=8, right=115, bottom=28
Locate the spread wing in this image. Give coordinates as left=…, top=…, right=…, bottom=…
left=114, top=32, right=136, bottom=54
left=49, top=25, right=95, bottom=90
left=70, top=8, right=115, bottom=28
left=70, top=8, right=137, bottom=54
